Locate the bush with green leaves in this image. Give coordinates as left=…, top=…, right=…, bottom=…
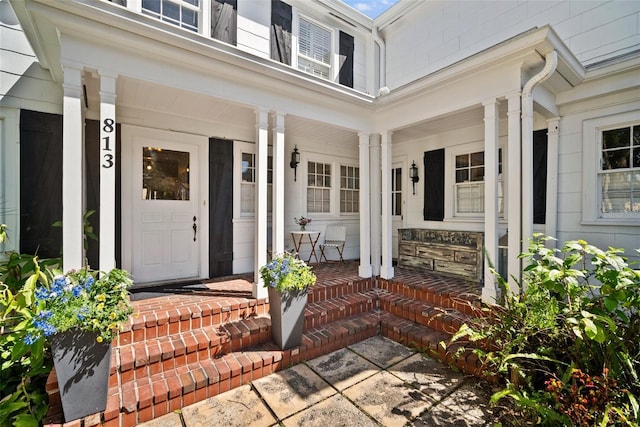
left=451, top=235, right=639, bottom=426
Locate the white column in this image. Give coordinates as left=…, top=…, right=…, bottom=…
left=521, top=95, right=534, bottom=249
left=380, top=131, right=394, bottom=279
left=507, top=92, right=522, bottom=292
left=545, top=118, right=560, bottom=244
left=369, top=134, right=381, bottom=276
left=358, top=132, right=372, bottom=278
left=482, top=98, right=499, bottom=304
left=272, top=113, right=286, bottom=256
left=62, top=66, right=84, bottom=272
left=253, top=108, right=269, bottom=299
left=98, top=71, right=117, bottom=272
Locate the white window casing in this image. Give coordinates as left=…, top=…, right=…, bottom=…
left=582, top=112, right=640, bottom=225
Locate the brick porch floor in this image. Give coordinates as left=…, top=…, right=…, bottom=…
left=46, top=261, right=484, bottom=427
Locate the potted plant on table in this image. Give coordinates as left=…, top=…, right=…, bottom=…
left=24, top=267, right=133, bottom=421
left=260, top=252, right=316, bottom=350
left=294, top=216, right=312, bottom=231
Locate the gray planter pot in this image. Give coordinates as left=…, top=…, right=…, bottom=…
left=268, top=287, right=307, bottom=350
left=49, top=329, right=112, bottom=422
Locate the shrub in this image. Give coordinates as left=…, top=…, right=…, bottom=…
left=451, top=235, right=640, bottom=426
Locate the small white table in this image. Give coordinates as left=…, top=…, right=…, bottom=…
left=290, top=231, right=321, bottom=264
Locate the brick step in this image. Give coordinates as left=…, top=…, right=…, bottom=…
left=378, top=311, right=482, bottom=378
left=378, top=275, right=481, bottom=315
left=377, top=290, right=471, bottom=335
left=120, top=296, right=269, bottom=346
left=304, top=289, right=379, bottom=330
left=45, top=311, right=380, bottom=427
left=306, top=277, right=376, bottom=304
left=116, top=316, right=271, bottom=383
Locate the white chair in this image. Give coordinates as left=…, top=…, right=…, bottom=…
left=319, top=225, right=346, bottom=263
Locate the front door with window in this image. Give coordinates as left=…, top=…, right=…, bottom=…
left=122, top=126, right=207, bottom=285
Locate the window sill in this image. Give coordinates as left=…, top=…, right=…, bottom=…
left=581, top=218, right=640, bottom=227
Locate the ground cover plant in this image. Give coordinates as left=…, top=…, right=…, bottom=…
left=451, top=235, right=640, bottom=426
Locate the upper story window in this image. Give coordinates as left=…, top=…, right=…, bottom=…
left=340, top=165, right=359, bottom=213
left=599, top=124, right=640, bottom=216
left=298, top=17, right=332, bottom=80
left=307, top=161, right=331, bottom=213
left=142, top=0, right=199, bottom=32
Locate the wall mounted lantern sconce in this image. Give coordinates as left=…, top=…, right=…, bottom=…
left=410, top=160, right=419, bottom=195
left=290, top=146, right=300, bottom=181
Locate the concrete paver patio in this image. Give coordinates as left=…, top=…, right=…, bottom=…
left=138, top=336, right=496, bottom=426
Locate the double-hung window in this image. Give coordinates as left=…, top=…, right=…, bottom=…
left=240, top=152, right=272, bottom=215
left=340, top=165, right=359, bottom=213
left=307, top=161, right=331, bottom=213
left=392, top=167, right=402, bottom=217
left=599, top=124, right=640, bottom=216
left=455, top=151, right=485, bottom=214
left=298, top=17, right=332, bottom=80
left=142, top=0, right=199, bottom=32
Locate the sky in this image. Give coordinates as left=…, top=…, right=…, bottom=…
left=341, top=0, right=400, bottom=18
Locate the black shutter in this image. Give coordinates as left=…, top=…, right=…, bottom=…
left=423, top=149, right=445, bottom=221
left=211, top=0, right=237, bottom=45
left=19, top=110, right=63, bottom=257
left=209, top=138, right=234, bottom=277
left=533, top=129, right=548, bottom=225
left=339, top=31, right=354, bottom=88
left=270, top=0, right=292, bottom=65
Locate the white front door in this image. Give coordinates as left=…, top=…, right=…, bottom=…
left=122, top=126, right=207, bottom=285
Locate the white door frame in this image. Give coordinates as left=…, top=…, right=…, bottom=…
left=121, top=125, right=209, bottom=285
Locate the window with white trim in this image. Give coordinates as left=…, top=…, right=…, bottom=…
left=340, top=165, right=359, bottom=213
left=142, top=0, right=199, bottom=32
left=454, top=149, right=503, bottom=216
left=307, top=161, right=331, bottom=213
left=240, top=152, right=272, bottom=215
left=298, top=17, right=332, bottom=80
left=392, top=167, right=402, bottom=216
left=599, top=124, right=640, bottom=216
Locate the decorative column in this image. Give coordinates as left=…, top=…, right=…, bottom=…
left=272, top=113, right=286, bottom=256
left=369, top=134, right=381, bottom=276
left=506, top=92, right=522, bottom=292
left=482, top=98, right=499, bottom=303
left=380, top=131, right=394, bottom=279
left=98, top=71, right=117, bottom=272
left=62, top=65, right=84, bottom=272
left=358, top=132, right=372, bottom=278
left=545, top=118, right=560, bottom=244
left=253, top=108, right=269, bottom=299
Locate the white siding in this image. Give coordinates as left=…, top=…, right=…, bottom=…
left=383, top=0, right=640, bottom=89
left=237, top=0, right=271, bottom=58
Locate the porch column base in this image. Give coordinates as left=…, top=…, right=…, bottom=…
left=380, top=265, right=394, bottom=280
left=358, top=264, right=372, bottom=278
left=482, top=284, right=498, bottom=304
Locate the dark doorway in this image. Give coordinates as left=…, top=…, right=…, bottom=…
left=209, top=138, right=233, bottom=277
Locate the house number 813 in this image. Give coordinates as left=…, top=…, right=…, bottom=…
left=102, top=118, right=114, bottom=169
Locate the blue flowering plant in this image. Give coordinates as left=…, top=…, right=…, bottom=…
left=260, top=252, right=316, bottom=292
left=25, top=268, right=133, bottom=344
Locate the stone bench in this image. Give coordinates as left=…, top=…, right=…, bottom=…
left=398, top=229, right=483, bottom=282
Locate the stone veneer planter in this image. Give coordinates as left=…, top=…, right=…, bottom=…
left=398, top=229, right=483, bottom=282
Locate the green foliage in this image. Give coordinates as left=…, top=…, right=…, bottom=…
left=260, top=252, right=316, bottom=292
left=1, top=255, right=58, bottom=427
left=451, top=235, right=640, bottom=426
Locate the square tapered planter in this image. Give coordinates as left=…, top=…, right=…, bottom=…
left=49, top=329, right=112, bottom=421
left=268, top=287, right=307, bottom=350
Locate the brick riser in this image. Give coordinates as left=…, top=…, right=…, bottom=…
left=46, top=275, right=482, bottom=427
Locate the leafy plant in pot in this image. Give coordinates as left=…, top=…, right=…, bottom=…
left=24, top=267, right=134, bottom=421
left=260, top=253, right=316, bottom=350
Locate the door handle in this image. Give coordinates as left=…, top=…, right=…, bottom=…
left=192, top=216, right=197, bottom=242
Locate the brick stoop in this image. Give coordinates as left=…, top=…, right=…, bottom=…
left=44, top=266, right=485, bottom=427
